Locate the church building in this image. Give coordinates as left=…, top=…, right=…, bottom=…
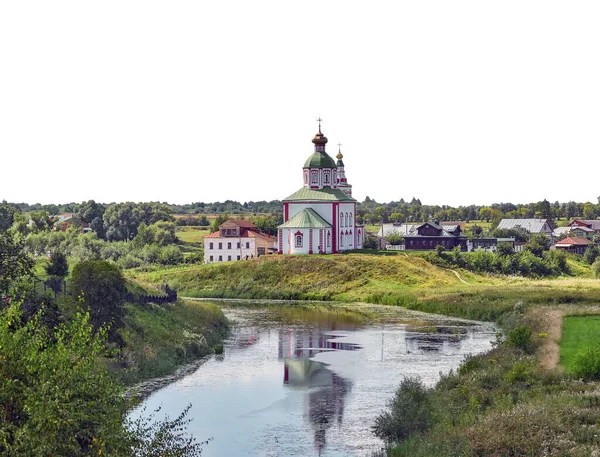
left=278, top=121, right=363, bottom=254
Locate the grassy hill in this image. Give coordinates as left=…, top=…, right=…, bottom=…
left=126, top=254, right=600, bottom=321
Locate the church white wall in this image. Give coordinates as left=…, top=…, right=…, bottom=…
left=337, top=202, right=357, bottom=251
left=279, top=228, right=332, bottom=254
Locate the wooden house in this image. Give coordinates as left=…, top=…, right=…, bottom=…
left=404, top=220, right=467, bottom=251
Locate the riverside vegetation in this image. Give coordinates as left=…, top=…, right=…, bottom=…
left=1, top=230, right=228, bottom=455
left=130, top=254, right=600, bottom=456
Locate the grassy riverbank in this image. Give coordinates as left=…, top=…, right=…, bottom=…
left=126, top=254, right=600, bottom=321
left=118, top=299, right=228, bottom=383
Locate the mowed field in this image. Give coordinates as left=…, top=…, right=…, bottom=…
left=560, top=314, right=600, bottom=372
left=176, top=226, right=210, bottom=255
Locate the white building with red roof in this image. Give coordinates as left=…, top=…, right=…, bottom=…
left=277, top=121, right=363, bottom=255
left=204, top=220, right=277, bottom=263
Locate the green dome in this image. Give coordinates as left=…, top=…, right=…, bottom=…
left=303, top=151, right=337, bottom=169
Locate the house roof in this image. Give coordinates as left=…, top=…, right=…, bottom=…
left=220, top=219, right=257, bottom=229
left=496, top=219, right=550, bottom=233
left=416, top=221, right=443, bottom=231
left=279, top=208, right=332, bottom=229
left=377, top=223, right=418, bottom=237
left=204, top=231, right=222, bottom=238
left=554, top=236, right=593, bottom=247
left=303, top=151, right=337, bottom=169
left=571, top=226, right=595, bottom=233
left=568, top=220, right=600, bottom=230
left=553, top=226, right=572, bottom=235
left=283, top=187, right=356, bottom=202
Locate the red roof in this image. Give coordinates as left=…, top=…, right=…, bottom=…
left=204, top=231, right=222, bottom=238
left=555, top=236, right=593, bottom=246
left=221, top=219, right=257, bottom=229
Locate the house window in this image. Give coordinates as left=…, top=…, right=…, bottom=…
left=295, top=234, right=303, bottom=248
left=209, top=242, right=213, bottom=249
left=246, top=242, right=250, bottom=249
left=209, top=255, right=213, bottom=261
left=237, top=255, right=240, bottom=260
left=237, top=242, right=240, bottom=249
left=258, top=247, right=265, bottom=255
left=228, top=255, right=232, bottom=261
left=218, top=255, right=222, bottom=261
left=227, top=242, right=232, bottom=249
left=218, top=242, right=222, bottom=249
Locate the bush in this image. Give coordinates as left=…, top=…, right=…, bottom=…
left=571, top=347, right=600, bottom=380
left=592, top=259, right=600, bottom=278
left=372, top=376, right=432, bottom=444
left=363, top=235, right=379, bottom=249
left=70, top=260, right=127, bottom=335
left=158, top=245, right=184, bottom=265
left=507, top=326, right=533, bottom=352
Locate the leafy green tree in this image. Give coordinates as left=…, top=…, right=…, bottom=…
left=210, top=213, right=230, bottom=233
left=386, top=232, right=404, bottom=246
left=0, top=231, right=34, bottom=295
left=76, top=199, right=106, bottom=223
left=90, top=216, right=106, bottom=239
left=45, top=251, right=69, bottom=293
left=525, top=234, right=551, bottom=257
left=0, top=301, right=207, bottom=456
left=0, top=203, right=18, bottom=231
left=372, top=376, right=432, bottom=444
left=249, top=215, right=280, bottom=236
left=583, top=244, right=600, bottom=264
left=27, top=210, right=53, bottom=233
left=70, top=260, right=127, bottom=335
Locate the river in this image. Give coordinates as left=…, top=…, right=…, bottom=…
left=129, top=301, right=496, bottom=456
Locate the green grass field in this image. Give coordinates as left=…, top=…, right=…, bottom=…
left=176, top=226, right=210, bottom=256
left=560, top=315, right=600, bottom=372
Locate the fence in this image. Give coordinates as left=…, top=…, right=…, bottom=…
left=385, top=244, right=405, bottom=251
left=125, top=284, right=178, bottom=304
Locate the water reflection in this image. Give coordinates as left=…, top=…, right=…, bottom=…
left=131, top=304, right=496, bottom=457
left=278, top=329, right=358, bottom=454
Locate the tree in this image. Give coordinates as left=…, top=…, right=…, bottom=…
left=70, top=260, right=127, bottom=335
left=479, top=207, right=493, bottom=222
left=0, top=231, right=34, bottom=296
left=0, top=302, right=207, bottom=456
left=583, top=244, right=600, bottom=264
left=386, top=232, right=404, bottom=246
left=525, top=234, right=551, bottom=257
left=90, top=216, right=106, bottom=239
left=249, top=215, right=281, bottom=236
left=76, top=199, right=106, bottom=223
left=210, top=213, right=230, bottom=233
left=45, top=251, right=69, bottom=293
left=0, top=203, right=18, bottom=231
left=372, top=377, right=432, bottom=444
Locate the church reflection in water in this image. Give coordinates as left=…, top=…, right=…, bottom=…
left=278, top=330, right=357, bottom=454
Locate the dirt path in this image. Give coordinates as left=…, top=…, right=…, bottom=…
left=445, top=268, right=469, bottom=284
left=532, top=305, right=600, bottom=371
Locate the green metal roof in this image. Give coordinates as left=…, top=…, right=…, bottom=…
left=279, top=208, right=332, bottom=229
left=283, top=186, right=356, bottom=202
left=303, top=151, right=337, bottom=169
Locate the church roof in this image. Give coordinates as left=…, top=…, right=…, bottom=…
left=283, top=187, right=356, bottom=202
left=303, top=151, right=337, bottom=169
left=279, top=208, right=332, bottom=229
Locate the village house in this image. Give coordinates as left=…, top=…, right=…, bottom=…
left=567, top=220, right=600, bottom=237
left=403, top=220, right=468, bottom=251
left=203, top=220, right=277, bottom=263
left=553, top=236, right=593, bottom=255
left=277, top=121, right=363, bottom=254
left=496, top=219, right=553, bottom=237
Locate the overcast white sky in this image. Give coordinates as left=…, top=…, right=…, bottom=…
left=1, top=1, right=599, bottom=207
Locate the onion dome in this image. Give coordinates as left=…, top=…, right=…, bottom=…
left=336, top=151, right=343, bottom=160
left=312, top=130, right=328, bottom=145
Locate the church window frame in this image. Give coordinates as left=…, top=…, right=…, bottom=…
left=327, top=232, right=331, bottom=248
left=340, top=212, right=344, bottom=227
left=295, top=231, right=304, bottom=248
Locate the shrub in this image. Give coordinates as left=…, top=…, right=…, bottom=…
left=571, top=347, right=600, bottom=380
left=507, top=326, right=533, bottom=351
left=592, top=259, right=600, bottom=278
left=372, top=376, right=432, bottom=444
left=158, top=245, right=184, bottom=265
left=363, top=235, right=379, bottom=249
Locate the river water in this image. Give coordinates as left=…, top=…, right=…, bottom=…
left=130, top=302, right=496, bottom=457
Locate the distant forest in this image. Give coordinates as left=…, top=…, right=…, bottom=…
left=5, top=197, right=600, bottom=227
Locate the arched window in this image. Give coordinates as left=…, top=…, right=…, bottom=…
left=340, top=232, right=344, bottom=247
left=295, top=232, right=303, bottom=248
left=311, top=171, right=318, bottom=184
left=350, top=212, right=353, bottom=225
left=345, top=213, right=349, bottom=226
left=340, top=212, right=344, bottom=227
left=327, top=232, right=331, bottom=248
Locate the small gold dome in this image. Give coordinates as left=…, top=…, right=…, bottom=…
left=336, top=151, right=343, bottom=159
